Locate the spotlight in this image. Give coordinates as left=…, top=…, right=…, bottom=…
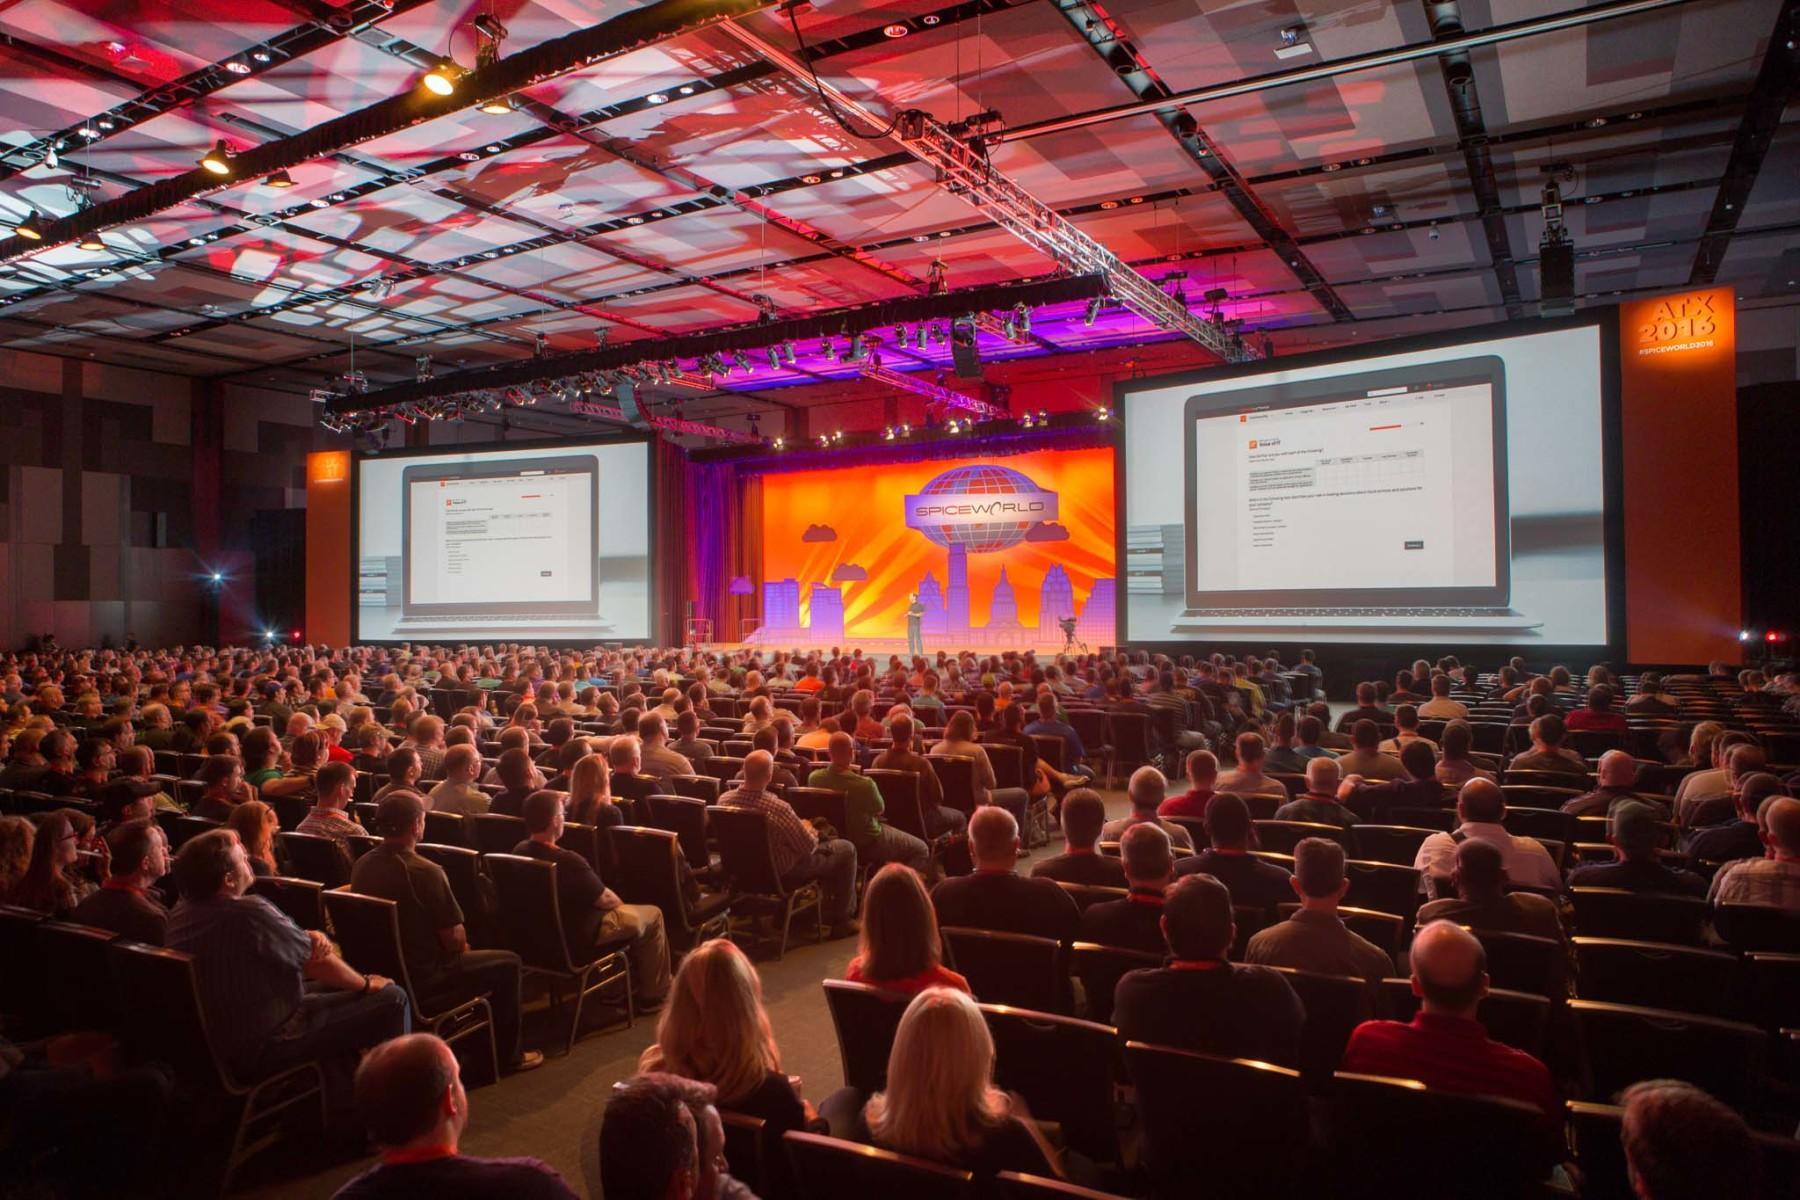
left=1095, top=406, right=1112, bottom=422
left=773, top=436, right=785, bottom=450
left=733, top=350, right=753, bottom=374
left=199, top=139, right=235, bottom=176
left=78, top=232, right=105, bottom=252
left=780, top=341, right=796, bottom=365
left=820, top=338, right=837, bottom=362
left=832, top=430, right=844, bottom=443
left=1738, top=630, right=1752, bottom=642
left=421, top=60, right=461, bottom=96
left=478, top=96, right=514, bottom=115
left=893, top=324, right=906, bottom=346
left=899, top=424, right=911, bottom=437
left=210, top=571, right=224, bottom=583
left=12, top=210, right=44, bottom=241
left=818, top=434, right=830, bottom=448
left=263, top=168, right=295, bottom=188
left=848, top=333, right=866, bottom=362
left=1013, top=303, right=1031, bottom=336
left=767, top=346, right=782, bottom=369
left=646, top=92, right=669, bottom=105
left=1037, top=409, right=1048, bottom=423
left=224, top=59, right=252, bottom=75
left=251, top=49, right=272, bottom=63
left=883, top=23, right=909, bottom=38
left=1021, top=413, right=1035, bottom=429
left=884, top=426, right=896, bottom=441
left=1083, top=296, right=1102, bottom=326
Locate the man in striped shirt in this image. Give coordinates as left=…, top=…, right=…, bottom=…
left=719, top=750, right=859, bottom=937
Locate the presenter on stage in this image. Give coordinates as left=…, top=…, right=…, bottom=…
left=906, top=592, right=925, bottom=657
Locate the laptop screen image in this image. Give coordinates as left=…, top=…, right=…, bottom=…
left=1182, top=356, right=1510, bottom=610
left=400, top=455, right=600, bottom=618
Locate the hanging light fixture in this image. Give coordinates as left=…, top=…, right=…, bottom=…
left=263, top=168, right=295, bottom=188
left=12, top=209, right=44, bottom=240
left=198, top=139, right=235, bottom=176
left=421, top=60, right=462, bottom=96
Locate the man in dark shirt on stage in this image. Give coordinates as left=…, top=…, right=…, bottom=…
left=1113, top=873, right=1304, bottom=1068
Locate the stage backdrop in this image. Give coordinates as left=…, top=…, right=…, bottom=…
left=756, top=446, right=1116, bottom=648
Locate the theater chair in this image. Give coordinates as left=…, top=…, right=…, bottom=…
left=981, top=1003, right=1123, bottom=1164
left=710, top=807, right=824, bottom=960
left=1572, top=937, right=1737, bottom=1018
left=1126, top=1042, right=1306, bottom=1198
left=1322, top=1071, right=1552, bottom=1199
left=606, top=825, right=732, bottom=957
left=1570, top=999, right=1768, bottom=1113
left=942, top=927, right=1064, bottom=1013
left=782, top=1131, right=977, bottom=1200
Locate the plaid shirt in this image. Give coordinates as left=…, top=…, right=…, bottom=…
left=719, top=785, right=817, bottom=878
left=1708, top=857, right=1800, bottom=908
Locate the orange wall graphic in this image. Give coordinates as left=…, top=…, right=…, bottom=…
left=1619, top=288, right=1740, bottom=663
left=760, top=447, right=1116, bottom=640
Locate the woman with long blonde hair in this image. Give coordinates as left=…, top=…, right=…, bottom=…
left=638, top=939, right=812, bottom=1132
left=862, top=987, right=1059, bottom=1177
left=567, top=753, right=618, bottom=828
left=227, top=800, right=280, bottom=877
left=846, top=863, right=969, bottom=995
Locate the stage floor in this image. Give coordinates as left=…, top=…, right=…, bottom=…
left=698, top=637, right=1101, bottom=658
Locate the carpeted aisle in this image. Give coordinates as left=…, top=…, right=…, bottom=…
left=247, top=785, right=1135, bottom=1199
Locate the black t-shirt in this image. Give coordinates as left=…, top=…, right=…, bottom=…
left=1114, top=962, right=1304, bottom=1068
left=512, top=840, right=605, bottom=951
left=350, top=844, right=463, bottom=982
left=333, top=1154, right=578, bottom=1199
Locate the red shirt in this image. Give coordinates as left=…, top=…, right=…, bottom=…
left=1564, top=709, right=1628, bottom=734
left=1340, top=1012, right=1558, bottom=1121
left=327, top=743, right=354, bottom=764
left=844, top=957, right=970, bottom=996
left=1159, top=787, right=1214, bottom=821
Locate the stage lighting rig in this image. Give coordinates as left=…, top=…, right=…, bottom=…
left=199, top=139, right=236, bottom=176
left=1083, top=296, right=1103, bottom=326
left=421, top=59, right=462, bottom=96
left=1539, top=164, right=1577, bottom=316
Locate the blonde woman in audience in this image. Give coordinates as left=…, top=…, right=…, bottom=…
left=861, top=988, right=1060, bottom=1177
left=567, top=753, right=620, bottom=828
left=637, top=938, right=817, bottom=1135
left=227, top=800, right=281, bottom=878
left=845, top=863, right=970, bottom=996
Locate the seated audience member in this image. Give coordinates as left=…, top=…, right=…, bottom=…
left=931, top=710, right=1030, bottom=828
left=1623, top=672, right=1681, bottom=716
left=28, top=730, right=79, bottom=796
left=1415, top=779, right=1564, bottom=894
left=1263, top=713, right=1312, bottom=775
left=1215, top=732, right=1289, bottom=802
left=1565, top=683, right=1629, bottom=735
left=1682, top=744, right=1768, bottom=831
left=1568, top=801, right=1706, bottom=896
left=1159, top=750, right=1220, bottom=824
left=512, top=789, right=670, bottom=1007
left=856, top=988, right=1061, bottom=1178
left=872, top=715, right=964, bottom=838
left=1435, top=721, right=1494, bottom=788
left=193, top=753, right=249, bottom=822
left=1275, top=756, right=1359, bottom=827
left=1336, top=720, right=1406, bottom=782
left=1340, top=921, right=1557, bottom=1121
left=349, top=725, right=390, bottom=775
left=1508, top=714, right=1589, bottom=776
left=640, top=938, right=819, bottom=1133
left=845, top=863, right=971, bottom=995
left=334, top=1034, right=576, bottom=1199
left=1379, top=705, right=1438, bottom=755
left=319, top=714, right=354, bottom=765
left=1304, top=707, right=1350, bottom=753
left=1707, top=794, right=1800, bottom=908
left=1341, top=683, right=1389, bottom=729
left=1176, top=792, right=1295, bottom=910
left=404, top=716, right=448, bottom=779
left=1345, top=741, right=1444, bottom=821
left=1101, top=766, right=1195, bottom=851
left=69, top=817, right=169, bottom=944
left=370, top=748, right=427, bottom=806
left=227, top=799, right=281, bottom=877
left=1417, top=673, right=1470, bottom=720
left=1416, top=840, right=1566, bottom=945
left=0, top=815, right=30, bottom=897
left=427, top=744, right=489, bottom=817
left=97, top=746, right=174, bottom=820
left=1076, top=823, right=1175, bottom=956
left=262, top=730, right=324, bottom=807
left=598, top=1073, right=710, bottom=1200
left=1244, top=837, right=1393, bottom=983
left=932, top=806, right=1079, bottom=942
left=1031, top=788, right=1128, bottom=888
left=566, top=753, right=623, bottom=831
left=668, top=710, right=713, bottom=772
left=720, top=751, right=859, bottom=939
left=1023, top=691, right=1089, bottom=775
left=488, top=747, right=543, bottom=817
left=71, top=736, right=116, bottom=799
left=1684, top=771, right=1785, bottom=865
left=1563, top=750, right=1662, bottom=818
left=165, top=829, right=409, bottom=1087
left=5, top=809, right=94, bottom=916
left=352, top=792, right=541, bottom=1073
left=1619, top=1079, right=1755, bottom=1200
left=1113, top=874, right=1304, bottom=1067
left=637, top=713, right=695, bottom=786
left=297, top=760, right=360, bottom=865
left=810, top=731, right=930, bottom=873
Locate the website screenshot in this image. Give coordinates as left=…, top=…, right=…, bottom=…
left=1192, top=382, right=1497, bottom=592
left=408, top=468, right=592, bottom=605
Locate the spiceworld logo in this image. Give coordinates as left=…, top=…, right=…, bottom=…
left=902, top=464, right=1060, bottom=551
left=1635, top=293, right=1721, bottom=357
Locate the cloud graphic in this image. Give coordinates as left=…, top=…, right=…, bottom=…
left=830, top=563, right=869, bottom=583
left=801, top=524, right=837, bottom=543
left=1025, top=521, right=1070, bottom=543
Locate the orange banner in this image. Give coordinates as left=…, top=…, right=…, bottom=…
left=760, top=447, right=1116, bottom=640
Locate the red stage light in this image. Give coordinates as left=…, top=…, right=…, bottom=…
left=291, top=630, right=303, bottom=640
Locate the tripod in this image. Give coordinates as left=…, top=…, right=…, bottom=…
left=1061, top=620, right=1087, bottom=654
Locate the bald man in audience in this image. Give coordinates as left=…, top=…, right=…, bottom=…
left=1274, top=756, right=1359, bottom=827
left=1684, top=771, right=1785, bottom=865
left=1563, top=750, right=1662, bottom=818
left=1415, top=778, right=1563, bottom=894
left=1101, top=767, right=1195, bottom=852
left=1075, top=823, right=1175, bottom=956
left=931, top=807, right=1078, bottom=942
left=1707, top=794, right=1800, bottom=909
left=1340, top=920, right=1558, bottom=1125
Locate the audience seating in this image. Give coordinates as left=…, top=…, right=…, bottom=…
left=1572, top=936, right=1738, bottom=1017
left=1463, top=928, right=1563, bottom=998
left=821, top=980, right=910, bottom=1095
left=1125, top=1042, right=1306, bottom=1198
left=782, top=1131, right=976, bottom=1200
left=981, top=1004, right=1123, bottom=1163
left=1384, top=807, right=1456, bottom=832
left=1570, top=887, right=1710, bottom=946
left=645, top=794, right=717, bottom=875
left=1322, top=1072, right=1551, bottom=1199
left=1270, top=966, right=1376, bottom=1087
left=247, top=875, right=325, bottom=931
left=1253, top=820, right=1350, bottom=854
left=483, top=853, right=633, bottom=1054
left=1376, top=979, right=1552, bottom=1058
left=108, top=940, right=325, bottom=1196
left=1348, top=824, right=1435, bottom=866
left=1715, top=903, right=1800, bottom=954
left=1570, top=998, right=1768, bottom=1111
left=710, top=807, right=824, bottom=959
left=995, top=1172, right=1131, bottom=1200
left=37, top=920, right=122, bottom=1035
left=942, top=927, right=1064, bottom=1012
left=1275, top=903, right=1405, bottom=965
left=1069, top=941, right=1161, bottom=1025
left=606, top=825, right=732, bottom=955
left=719, top=1110, right=776, bottom=1200
left=423, top=810, right=466, bottom=846
left=413, top=843, right=491, bottom=944
left=469, top=813, right=528, bottom=856
left=170, top=813, right=222, bottom=850
left=323, top=890, right=499, bottom=1085
left=1341, top=860, right=1422, bottom=921
left=929, top=756, right=978, bottom=815
left=863, top=768, right=929, bottom=842
left=1058, top=883, right=1129, bottom=912
left=274, top=831, right=350, bottom=888
left=670, top=773, right=721, bottom=804
left=1741, top=952, right=1800, bottom=1033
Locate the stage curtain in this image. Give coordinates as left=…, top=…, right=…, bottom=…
left=683, top=459, right=762, bottom=644
left=653, top=437, right=689, bottom=645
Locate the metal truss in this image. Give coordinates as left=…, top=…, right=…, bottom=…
left=857, top=359, right=1009, bottom=419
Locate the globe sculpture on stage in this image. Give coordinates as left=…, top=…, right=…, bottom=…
left=904, top=464, right=1058, bottom=552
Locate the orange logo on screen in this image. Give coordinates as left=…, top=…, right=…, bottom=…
left=307, top=451, right=349, bottom=485
left=1248, top=439, right=1258, bottom=449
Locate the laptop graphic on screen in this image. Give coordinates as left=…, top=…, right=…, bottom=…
left=391, top=454, right=614, bottom=637
left=1169, top=357, right=1540, bottom=635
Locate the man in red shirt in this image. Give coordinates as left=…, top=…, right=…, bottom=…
left=1340, top=920, right=1558, bottom=1124
left=1158, top=749, right=1217, bottom=821
left=1564, top=683, right=1629, bottom=736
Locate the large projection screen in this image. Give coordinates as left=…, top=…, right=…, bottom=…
left=1121, top=320, right=1614, bottom=648
left=354, top=439, right=651, bottom=643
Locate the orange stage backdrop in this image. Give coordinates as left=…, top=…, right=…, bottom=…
left=760, top=447, right=1116, bottom=640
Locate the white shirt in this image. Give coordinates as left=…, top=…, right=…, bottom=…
left=1417, top=698, right=1470, bottom=719
left=1214, top=768, right=1289, bottom=800
left=1414, top=822, right=1563, bottom=893
left=1101, top=813, right=1196, bottom=853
